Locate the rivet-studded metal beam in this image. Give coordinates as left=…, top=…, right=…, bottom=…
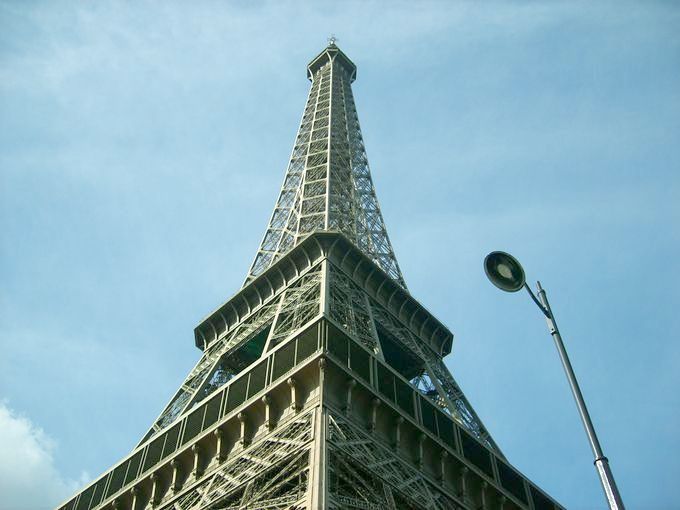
left=245, top=42, right=406, bottom=289
left=55, top=42, right=566, bottom=510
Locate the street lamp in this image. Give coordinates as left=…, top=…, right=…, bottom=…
left=484, top=251, right=625, bottom=510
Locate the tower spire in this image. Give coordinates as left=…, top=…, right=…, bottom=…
left=245, top=44, right=406, bottom=289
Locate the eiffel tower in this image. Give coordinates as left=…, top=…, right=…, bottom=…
left=58, top=42, right=564, bottom=510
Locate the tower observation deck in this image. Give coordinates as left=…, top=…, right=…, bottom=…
left=57, top=42, right=564, bottom=510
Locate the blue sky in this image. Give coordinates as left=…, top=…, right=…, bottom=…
left=1, top=1, right=679, bottom=508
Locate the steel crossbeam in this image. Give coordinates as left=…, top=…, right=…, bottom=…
left=138, top=298, right=281, bottom=443
left=56, top=42, right=565, bottom=510
left=140, top=264, right=322, bottom=445
left=323, top=259, right=501, bottom=453
left=327, top=413, right=450, bottom=510
left=245, top=45, right=405, bottom=289
left=162, top=412, right=314, bottom=510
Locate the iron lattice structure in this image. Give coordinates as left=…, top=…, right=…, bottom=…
left=245, top=44, right=405, bottom=289
left=58, top=43, right=564, bottom=510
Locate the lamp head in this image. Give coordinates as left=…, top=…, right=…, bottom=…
left=484, top=251, right=526, bottom=292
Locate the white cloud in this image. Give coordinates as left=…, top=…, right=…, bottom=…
left=0, top=402, right=87, bottom=510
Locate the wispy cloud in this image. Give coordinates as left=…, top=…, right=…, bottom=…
left=0, top=401, right=88, bottom=510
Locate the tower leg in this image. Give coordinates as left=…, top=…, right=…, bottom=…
left=308, top=359, right=327, bottom=509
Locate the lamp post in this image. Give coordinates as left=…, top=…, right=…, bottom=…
left=484, top=251, right=625, bottom=510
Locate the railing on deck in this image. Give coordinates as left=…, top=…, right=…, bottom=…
left=325, top=320, right=562, bottom=510
left=58, top=322, right=324, bottom=510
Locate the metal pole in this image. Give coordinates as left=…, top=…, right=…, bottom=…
left=534, top=281, right=625, bottom=510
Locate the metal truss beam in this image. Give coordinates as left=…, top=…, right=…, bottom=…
left=56, top=43, right=565, bottom=510
left=245, top=42, right=405, bottom=289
